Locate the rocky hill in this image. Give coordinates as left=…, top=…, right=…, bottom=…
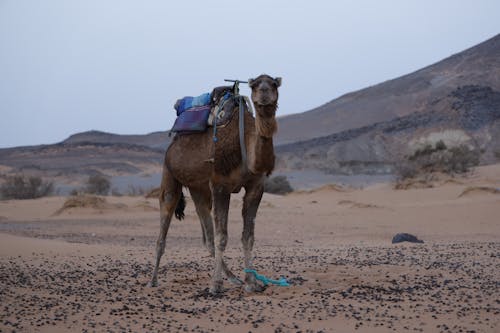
left=273, top=34, right=500, bottom=175
left=0, top=140, right=165, bottom=187
left=275, top=34, right=500, bottom=145
left=276, top=84, right=500, bottom=174
left=0, top=34, right=499, bottom=188
left=63, top=130, right=171, bottom=150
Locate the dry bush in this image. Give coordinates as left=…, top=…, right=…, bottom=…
left=125, top=185, right=148, bottom=196
left=264, top=175, right=294, bottom=195
left=60, top=195, right=107, bottom=209
left=394, top=140, right=480, bottom=188
left=54, top=195, right=107, bottom=215
left=0, top=175, right=54, bottom=200
left=111, top=188, right=123, bottom=196
left=85, top=175, right=111, bottom=195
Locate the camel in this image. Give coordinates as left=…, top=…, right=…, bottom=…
left=149, top=74, right=281, bottom=293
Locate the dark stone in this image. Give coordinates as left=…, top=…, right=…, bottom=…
left=392, top=233, right=424, bottom=244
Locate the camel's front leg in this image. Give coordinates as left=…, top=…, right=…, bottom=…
left=242, top=181, right=265, bottom=292
left=210, top=186, right=230, bottom=294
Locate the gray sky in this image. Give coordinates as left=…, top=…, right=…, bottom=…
left=1, top=0, right=499, bottom=148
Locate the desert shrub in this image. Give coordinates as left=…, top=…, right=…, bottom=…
left=111, top=188, right=123, bottom=196
left=408, top=140, right=447, bottom=162
left=125, top=185, right=148, bottom=196
left=85, top=175, right=111, bottom=195
left=443, top=145, right=480, bottom=173
left=264, top=175, right=294, bottom=195
left=394, top=140, right=480, bottom=182
left=0, top=175, right=54, bottom=200
left=70, top=188, right=80, bottom=196
left=60, top=195, right=107, bottom=209
left=393, top=161, right=418, bottom=181
left=54, top=195, right=107, bottom=215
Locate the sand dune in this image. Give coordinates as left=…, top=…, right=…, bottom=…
left=0, top=164, right=499, bottom=332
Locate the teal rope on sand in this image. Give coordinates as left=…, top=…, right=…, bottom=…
left=244, top=269, right=290, bottom=287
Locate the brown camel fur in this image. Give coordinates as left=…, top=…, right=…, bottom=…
left=149, top=74, right=282, bottom=293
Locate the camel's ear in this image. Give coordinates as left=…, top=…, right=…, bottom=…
left=274, top=77, right=282, bottom=87
left=248, top=78, right=256, bottom=88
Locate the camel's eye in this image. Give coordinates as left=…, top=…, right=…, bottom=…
left=249, top=78, right=261, bottom=89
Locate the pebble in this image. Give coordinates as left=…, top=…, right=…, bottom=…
left=0, top=241, right=498, bottom=332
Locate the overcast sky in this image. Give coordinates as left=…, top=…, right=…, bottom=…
left=1, top=0, right=499, bottom=148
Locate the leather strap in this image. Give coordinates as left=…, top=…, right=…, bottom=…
left=238, top=96, right=248, bottom=174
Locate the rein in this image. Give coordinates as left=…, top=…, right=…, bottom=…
left=238, top=95, right=248, bottom=174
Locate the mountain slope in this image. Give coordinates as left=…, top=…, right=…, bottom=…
left=1, top=34, right=499, bottom=186
left=0, top=141, right=164, bottom=178
left=63, top=130, right=171, bottom=150
left=276, top=84, right=500, bottom=174
left=276, top=34, right=500, bottom=145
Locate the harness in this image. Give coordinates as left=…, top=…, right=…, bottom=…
left=212, top=80, right=254, bottom=173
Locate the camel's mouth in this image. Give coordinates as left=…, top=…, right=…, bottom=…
left=252, top=99, right=278, bottom=107
left=254, top=104, right=277, bottom=119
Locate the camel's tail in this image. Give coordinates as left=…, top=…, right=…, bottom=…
left=174, top=192, right=185, bottom=220
left=159, top=161, right=185, bottom=221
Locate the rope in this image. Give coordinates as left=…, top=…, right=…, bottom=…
left=244, top=269, right=290, bottom=287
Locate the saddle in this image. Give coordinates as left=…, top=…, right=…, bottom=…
left=171, top=86, right=251, bottom=134
left=171, top=82, right=254, bottom=177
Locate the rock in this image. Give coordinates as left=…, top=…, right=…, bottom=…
left=392, top=233, right=424, bottom=244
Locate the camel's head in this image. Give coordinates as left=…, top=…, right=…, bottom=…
left=248, top=75, right=281, bottom=114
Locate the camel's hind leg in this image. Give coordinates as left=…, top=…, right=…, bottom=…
left=149, top=167, right=182, bottom=287
left=242, top=179, right=265, bottom=292
left=210, top=185, right=231, bottom=294
left=189, top=186, right=215, bottom=254
left=189, top=185, right=243, bottom=286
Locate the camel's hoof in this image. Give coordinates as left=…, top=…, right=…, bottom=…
left=244, top=283, right=266, bottom=293
left=228, top=277, right=244, bottom=286
left=147, top=280, right=158, bottom=288
left=209, top=281, right=224, bottom=295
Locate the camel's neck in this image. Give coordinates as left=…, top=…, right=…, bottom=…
left=254, top=105, right=277, bottom=138
left=249, top=105, right=277, bottom=175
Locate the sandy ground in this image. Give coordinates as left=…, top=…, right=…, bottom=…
left=0, top=165, right=499, bottom=333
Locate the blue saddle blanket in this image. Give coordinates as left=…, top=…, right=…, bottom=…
left=174, top=93, right=211, bottom=115
left=171, top=105, right=211, bottom=133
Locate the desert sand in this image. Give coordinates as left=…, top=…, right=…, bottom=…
left=1, top=165, right=499, bottom=333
